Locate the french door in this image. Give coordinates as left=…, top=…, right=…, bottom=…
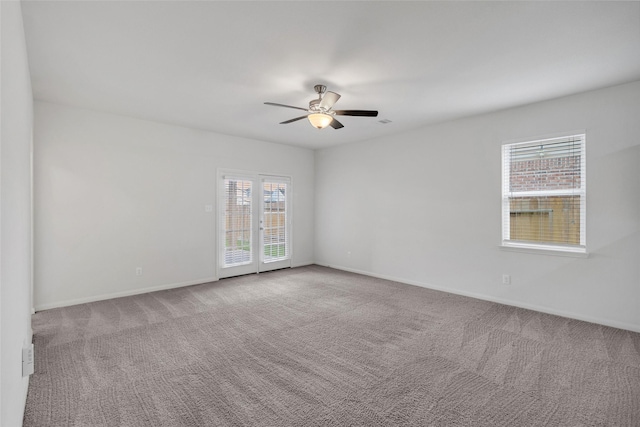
left=218, top=171, right=291, bottom=279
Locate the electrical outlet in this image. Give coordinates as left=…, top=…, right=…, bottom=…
left=136, top=267, right=143, bottom=276
left=205, top=204, right=213, bottom=213
left=502, top=274, right=511, bottom=285
left=22, top=344, right=34, bottom=377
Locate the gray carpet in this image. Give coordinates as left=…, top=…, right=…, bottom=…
left=23, top=265, right=640, bottom=426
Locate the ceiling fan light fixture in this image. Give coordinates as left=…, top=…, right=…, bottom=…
left=265, top=85, right=378, bottom=130
left=308, top=113, right=333, bottom=129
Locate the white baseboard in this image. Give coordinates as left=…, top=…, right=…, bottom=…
left=20, top=330, right=35, bottom=422
left=292, top=260, right=314, bottom=268
left=323, top=264, right=640, bottom=333
left=34, top=276, right=218, bottom=311
left=34, top=264, right=315, bottom=312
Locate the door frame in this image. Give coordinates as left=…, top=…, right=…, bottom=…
left=216, top=169, right=293, bottom=279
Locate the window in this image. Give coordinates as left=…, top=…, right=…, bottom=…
left=502, top=134, right=586, bottom=254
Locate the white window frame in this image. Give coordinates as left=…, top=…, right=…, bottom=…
left=501, top=134, right=587, bottom=256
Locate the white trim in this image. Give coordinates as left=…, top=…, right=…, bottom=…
left=506, top=188, right=585, bottom=198
left=30, top=126, right=34, bottom=319
left=34, top=276, right=218, bottom=311
left=502, top=129, right=587, bottom=146
left=260, top=175, right=291, bottom=184
left=322, top=264, right=640, bottom=333
left=579, top=134, right=587, bottom=246
left=502, top=145, right=510, bottom=242
left=499, top=243, right=588, bottom=258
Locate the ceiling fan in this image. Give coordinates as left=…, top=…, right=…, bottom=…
left=264, top=84, right=378, bottom=130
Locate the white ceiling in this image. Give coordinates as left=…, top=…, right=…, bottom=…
left=21, top=1, right=640, bottom=150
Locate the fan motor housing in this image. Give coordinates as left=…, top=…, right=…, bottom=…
left=313, top=84, right=327, bottom=95
left=309, top=99, right=321, bottom=111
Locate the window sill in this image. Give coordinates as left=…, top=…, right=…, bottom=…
left=500, top=242, right=589, bottom=258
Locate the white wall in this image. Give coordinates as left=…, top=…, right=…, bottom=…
left=34, top=102, right=314, bottom=309
left=1, top=1, right=34, bottom=425
left=316, top=81, right=640, bottom=332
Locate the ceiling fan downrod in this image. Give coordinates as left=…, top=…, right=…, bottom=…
left=310, top=85, right=327, bottom=111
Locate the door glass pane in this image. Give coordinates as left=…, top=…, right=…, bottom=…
left=262, top=181, right=288, bottom=262
left=223, top=178, right=252, bottom=267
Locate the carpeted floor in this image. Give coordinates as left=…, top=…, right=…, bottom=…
left=23, top=265, right=640, bottom=426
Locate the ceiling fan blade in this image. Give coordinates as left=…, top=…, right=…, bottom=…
left=333, top=110, right=379, bottom=117
left=319, top=91, right=341, bottom=110
left=329, top=118, right=344, bottom=129
left=264, top=102, right=308, bottom=112
left=280, top=115, right=308, bottom=124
